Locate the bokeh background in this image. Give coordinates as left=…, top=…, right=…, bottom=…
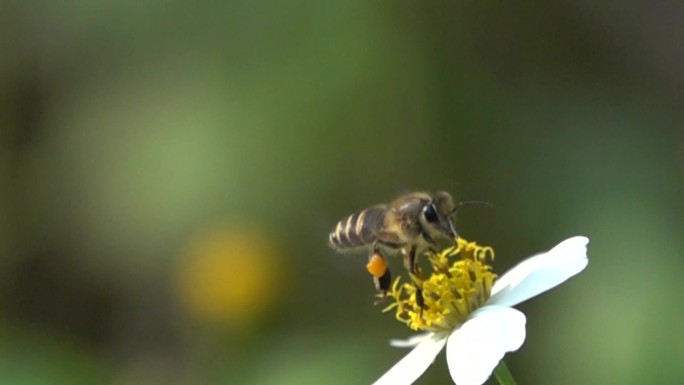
left=2, top=2, right=683, bottom=384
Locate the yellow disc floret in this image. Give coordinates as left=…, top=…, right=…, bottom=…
left=383, top=238, right=496, bottom=332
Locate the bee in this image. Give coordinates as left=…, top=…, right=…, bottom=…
left=329, top=191, right=463, bottom=307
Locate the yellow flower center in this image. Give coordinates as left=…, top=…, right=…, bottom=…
left=383, top=238, right=496, bottom=333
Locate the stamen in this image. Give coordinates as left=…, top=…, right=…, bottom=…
left=384, top=238, right=497, bottom=332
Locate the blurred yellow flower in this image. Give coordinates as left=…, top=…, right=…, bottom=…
left=176, top=225, right=285, bottom=329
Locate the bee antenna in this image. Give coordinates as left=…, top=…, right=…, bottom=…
left=449, top=200, right=493, bottom=216
left=445, top=200, right=492, bottom=240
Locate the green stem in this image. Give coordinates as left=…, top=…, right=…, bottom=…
left=493, top=360, right=517, bottom=385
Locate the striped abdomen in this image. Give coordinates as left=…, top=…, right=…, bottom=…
left=329, top=207, right=386, bottom=250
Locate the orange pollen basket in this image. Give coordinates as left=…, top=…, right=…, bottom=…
left=366, top=253, right=388, bottom=278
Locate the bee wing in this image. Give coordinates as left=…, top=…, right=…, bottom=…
left=389, top=193, right=428, bottom=235
left=372, top=229, right=404, bottom=245
left=389, top=192, right=430, bottom=213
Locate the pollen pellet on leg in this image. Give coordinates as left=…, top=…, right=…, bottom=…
left=367, top=252, right=388, bottom=278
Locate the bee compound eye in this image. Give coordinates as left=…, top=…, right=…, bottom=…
left=423, top=204, right=440, bottom=224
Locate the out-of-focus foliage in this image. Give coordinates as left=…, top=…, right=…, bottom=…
left=1, top=1, right=683, bottom=384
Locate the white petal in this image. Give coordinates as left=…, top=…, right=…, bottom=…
left=390, top=332, right=434, bottom=348
left=373, top=333, right=447, bottom=385
left=488, top=236, right=589, bottom=307
left=446, top=305, right=526, bottom=385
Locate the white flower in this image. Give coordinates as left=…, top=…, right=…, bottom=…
left=373, top=236, right=589, bottom=385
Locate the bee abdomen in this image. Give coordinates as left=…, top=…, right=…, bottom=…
left=329, top=207, right=384, bottom=250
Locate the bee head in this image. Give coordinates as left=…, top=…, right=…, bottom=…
left=421, top=192, right=492, bottom=241
left=419, top=191, right=456, bottom=239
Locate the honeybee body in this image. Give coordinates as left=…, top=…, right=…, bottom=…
left=329, top=191, right=459, bottom=304
left=329, top=193, right=441, bottom=251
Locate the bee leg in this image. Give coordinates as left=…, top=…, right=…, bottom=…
left=403, top=245, right=425, bottom=310
left=372, top=268, right=392, bottom=305
left=402, top=245, right=419, bottom=276
left=421, top=231, right=436, bottom=247
left=421, top=232, right=438, bottom=254
left=369, top=243, right=393, bottom=302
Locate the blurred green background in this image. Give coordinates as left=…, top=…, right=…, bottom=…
left=1, top=2, right=683, bottom=384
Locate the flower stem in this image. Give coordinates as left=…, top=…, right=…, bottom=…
left=493, top=360, right=517, bottom=385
